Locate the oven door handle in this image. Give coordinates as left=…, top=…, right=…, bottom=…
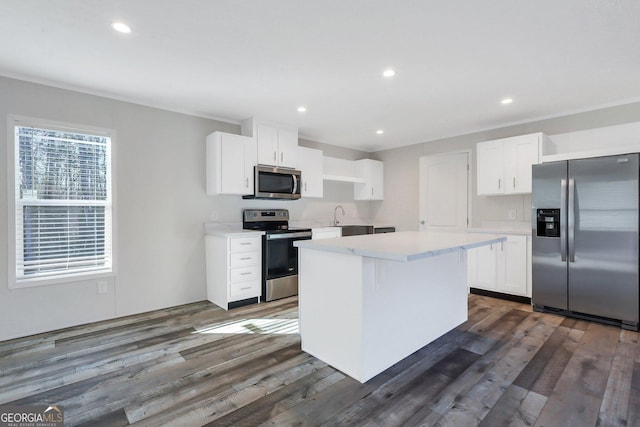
left=292, top=174, right=298, bottom=195
left=266, top=231, right=312, bottom=240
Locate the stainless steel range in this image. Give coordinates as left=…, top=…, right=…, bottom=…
left=242, top=209, right=312, bottom=302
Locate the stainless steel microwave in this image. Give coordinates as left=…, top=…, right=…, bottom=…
left=243, top=165, right=301, bottom=200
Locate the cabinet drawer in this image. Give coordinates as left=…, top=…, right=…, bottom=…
left=229, top=280, right=261, bottom=301
left=230, top=237, right=261, bottom=253
left=230, top=251, right=260, bottom=268
left=230, top=265, right=260, bottom=283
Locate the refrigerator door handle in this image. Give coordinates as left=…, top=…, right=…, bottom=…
left=568, top=178, right=576, bottom=262
left=560, top=178, right=567, bottom=261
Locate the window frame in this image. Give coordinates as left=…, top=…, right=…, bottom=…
left=7, top=115, right=117, bottom=288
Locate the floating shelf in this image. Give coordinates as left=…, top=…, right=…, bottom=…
left=322, top=174, right=366, bottom=183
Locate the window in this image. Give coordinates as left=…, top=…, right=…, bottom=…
left=8, top=117, right=114, bottom=287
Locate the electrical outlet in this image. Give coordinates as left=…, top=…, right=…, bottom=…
left=508, top=210, right=517, bottom=220
left=97, top=280, right=108, bottom=294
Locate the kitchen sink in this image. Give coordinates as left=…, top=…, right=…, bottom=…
left=339, top=225, right=374, bottom=236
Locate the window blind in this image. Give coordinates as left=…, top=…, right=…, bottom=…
left=14, top=125, right=112, bottom=282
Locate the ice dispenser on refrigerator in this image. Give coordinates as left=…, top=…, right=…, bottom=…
left=536, top=209, right=560, bottom=238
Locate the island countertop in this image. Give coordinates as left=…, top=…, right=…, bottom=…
left=294, top=230, right=506, bottom=262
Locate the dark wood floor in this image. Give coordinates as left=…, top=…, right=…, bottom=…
left=1, top=295, right=639, bottom=426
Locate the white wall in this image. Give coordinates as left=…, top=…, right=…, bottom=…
left=0, top=76, right=368, bottom=341
left=371, top=102, right=640, bottom=231
left=4, top=73, right=639, bottom=340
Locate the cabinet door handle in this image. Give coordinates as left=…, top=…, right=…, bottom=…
left=240, top=242, right=251, bottom=246
left=498, top=178, right=501, bottom=189
left=240, top=286, right=251, bottom=290
left=240, top=257, right=252, bottom=261
left=240, top=272, right=252, bottom=276
left=280, top=152, right=283, bottom=163
left=245, top=177, right=249, bottom=188
left=304, top=182, right=307, bottom=191
left=490, top=244, right=493, bottom=251
left=513, top=177, right=516, bottom=188
left=273, top=151, right=277, bottom=162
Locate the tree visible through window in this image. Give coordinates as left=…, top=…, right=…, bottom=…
left=13, top=123, right=113, bottom=283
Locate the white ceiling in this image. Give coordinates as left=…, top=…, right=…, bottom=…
left=1, top=1, right=640, bottom=152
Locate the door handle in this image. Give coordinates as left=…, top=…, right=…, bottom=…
left=560, top=178, right=567, bottom=261
left=568, top=178, right=576, bottom=262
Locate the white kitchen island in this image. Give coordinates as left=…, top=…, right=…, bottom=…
left=294, top=231, right=505, bottom=383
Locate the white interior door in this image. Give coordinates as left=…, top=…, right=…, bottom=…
left=419, top=152, right=469, bottom=232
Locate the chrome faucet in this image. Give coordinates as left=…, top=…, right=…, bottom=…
left=333, top=205, right=345, bottom=226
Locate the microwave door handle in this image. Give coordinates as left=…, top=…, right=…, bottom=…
left=292, top=174, right=298, bottom=194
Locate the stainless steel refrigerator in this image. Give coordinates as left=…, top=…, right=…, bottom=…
left=532, top=154, right=639, bottom=330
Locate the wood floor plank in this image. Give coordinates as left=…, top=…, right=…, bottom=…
left=62, top=335, right=297, bottom=425
left=422, top=309, right=561, bottom=425
left=513, top=323, right=578, bottom=396
left=0, top=301, right=212, bottom=355
left=122, top=337, right=301, bottom=423
left=431, top=310, right=560, bottom=426
left=461, top=307, right=530, bottom=355
left=533, top=322, right=621, bottom=427
left=1, top=295, right=638, bottom=427
left=207, top=366, right=344, bottom=426
left=260, top=340, right=442, bottom=426
left=319, top=330, right=472, bottom=426
left=626, top=341, right=640, bottom=427
left=597, top=330, right=639, bottom=426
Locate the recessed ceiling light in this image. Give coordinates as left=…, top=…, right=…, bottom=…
left=112, top=22, right=132, bottom=34
left=376, top=129, right=384, bottom=135
left=382, top=69, right=396, bottom=78
left=501, top=98, right=513, bottom=105
left=297, top=106, right=307, bottom=113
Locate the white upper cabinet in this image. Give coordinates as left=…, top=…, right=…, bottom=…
left=354, top=159, right=384, bottom=200
left=476, top=141, right=504, bottom=195
left=206, top=132, right=257, bottom=195
left=242, top=118, right=298, bottom=168
left=297, top=146, right=323, bottom=198
left=276, top=127, right=299, bottom=168
left=477, top=133, right=545, bottom=195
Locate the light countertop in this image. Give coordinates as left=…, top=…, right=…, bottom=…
left=294, top=231, right=506, bottom=262
left=291, top=221, right=396, bottom=230
left=204, top=222, right=264, bottom=237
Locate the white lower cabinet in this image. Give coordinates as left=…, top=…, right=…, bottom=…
left=206, top=234, right=262, bottom=310
left=467, top=234, right=530, bottom=298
